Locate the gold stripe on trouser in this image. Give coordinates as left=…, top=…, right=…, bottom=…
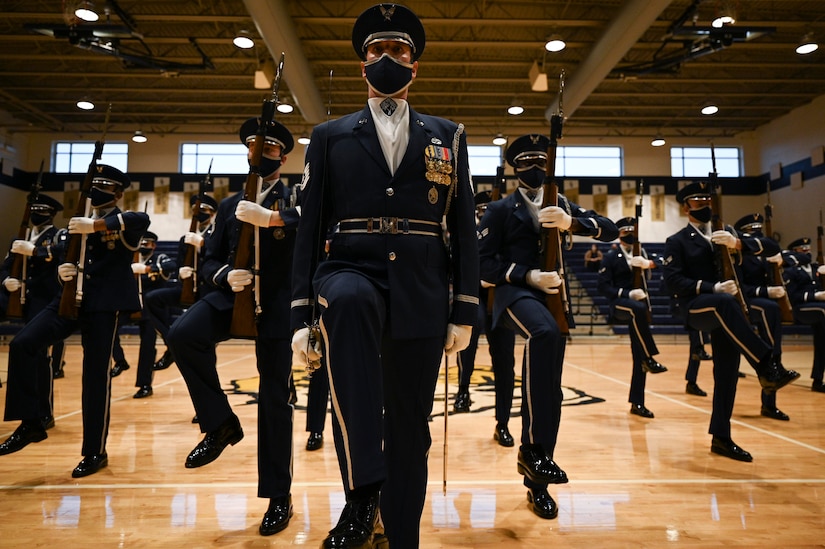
left=319, top=315, right=357, bottom=490
left=615, top=304, right=652, bottom=357
left=749, top=304, right=774, bottom=347
left=506, top=306, right=535, bottom=444
left=689, top=306, right=761, bottom=364
left=99, top=311, right=117, bottom=454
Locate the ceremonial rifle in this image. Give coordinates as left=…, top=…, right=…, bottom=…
left=762, top=186, right=794, bottom=323
left=631, top=180, right=652, bottom=323
left=708, top=143, right=750, bottom=322
left=130, top=201, right=149, bottom=321
left=58, top=105, right=111, bottom=319
left=5, top=160, right=44, bottom=320
left=817, top=210, right=824, bottom=290
left=180, top=159, right=212, bottom=307
left=539, top=71, right=572, bottom=336
left=230, top=53, right=285, bottom=339
left=486, top=156, right=506, bottom=315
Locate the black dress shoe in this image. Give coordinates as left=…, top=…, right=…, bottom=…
left=72, top=453, right=108, bottom=478
left=110, top=360, right=130, bottom=378
left=756, top=359, right=800, bottom=393
left=642, top=358, right=668, bottom=374
left=493, top=424, right=514, bottom=447
left=453, top=390, right=472, bottom=413
left=153, top=350, right=174, bottom=371
left=192, top=415, right=199, bottom=424
left=710, top=436, right=753, bottom=462
left=259, top=495, right=293, bottom=536
left=41, top=415, right=55, bottom=430
left=0, top=422, right=47, bottom=455
left=53, top=366, right=65, bottom=379
left=133, top=386, right=153, bottom=399
left=517, top=444, right=568, bottom=485
left=306, top=432, right=324, bottom=451
left=685, top=381, right=707, bottom=397
left=185, top=414, right=244, bottom=468
left=760, top=406, right=790, bottom=421
left=526, top=487, right=558, bottom=519
left=698, top=349, right=712, bottom=360
left=630, top=403, right=654, bottom=418
left=812, top=380, right=825, bottom=393
left=322, top=494, right=379, bottom=549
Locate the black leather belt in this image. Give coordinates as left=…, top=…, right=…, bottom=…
left=338, top=217, right=442, bottom=237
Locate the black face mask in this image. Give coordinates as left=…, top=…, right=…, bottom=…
left=139, top=247, right=153, bottom=256
left=620, top=235, right=636, bottom=245
left=516, top=166, right=545, bottom=190
left=690, top=206, right=712, bottom=224
left=253, top=155, right=281, bottom=180
left=196, top=211, right=211, bottom=223
left=791, top=251, right=812, bottom=266
left=90, top=187, right=116, bottom=208
left=364, top=53, right=414, bottom=97
left=31, top=213, right=53, bottom=227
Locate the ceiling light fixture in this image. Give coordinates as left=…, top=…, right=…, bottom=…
left=131, top=130, right=148, bottom=143
left=796, top=33, right=819, bottom=55
left=74, top=1, right=99, bottom=22
left=651, top=134, right=666, bottom=147
left=76, top=99, right=95, bottom=110
left=701, top=102, right=719, bottom=115
left=544, top=35, right=566, bottom=53
left=233, top=30, right=255, bottom=49
left=529, top=59, right=548, bottom=92
left=507, top=99, right=524, bottom=116
left=711, top=3, right=736, bottom=29
left=492, top=133, right=507, bottom=146
left=276, top=101, right=294, bottom=114
left=297, top=136, right=311, bottom=145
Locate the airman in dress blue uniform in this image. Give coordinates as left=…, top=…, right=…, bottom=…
left=598, top=216, right=668, bottom=419
left=663, top=182, right=798, bottom=462
left=478, top=133, right=618, bottom=520
left=0, top=165, right=150, bottom=478
left=290, top=5, right=478, bottom=548
left=167, top=118, right=299, bottom=537
left=782, top=237, right=825, bottom=392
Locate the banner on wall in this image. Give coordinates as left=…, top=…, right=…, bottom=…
left=183, top=181, right=198, bottom=218
left=563, top=179, right=579, bottom=206
left=123, top=188, right=139, bottom=212
left=213, top=176, right=230, bottom=203
left=676, top=180, right=692, bottom=218
left=592, top=184, right=608, bottom=216
left=649, top=184, right=665, bottom=222
left=153, top=176, right=170, bottom=214
left=621, top=180, right=636, bottom=218
left=62, top=181, right=79, bottom=219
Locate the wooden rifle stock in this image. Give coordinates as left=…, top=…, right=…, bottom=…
left=6, top=161, right=44, bottom=319
left=817, top=210, right=824, bottom=290
left=58, top=141, right=104, bottom=319
left=630, top=182, right=652, bottom=322
left=180, top=164, right=211, bottom=307
left=539, top=113, right=570, bottom=336
left=486, top=165, right=505, bottom=315
left=763, top=200, right=794, bottom=323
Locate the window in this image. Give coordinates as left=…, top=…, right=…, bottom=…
left=671, top=147, right=741, bottom=177
left=470, top=145, right=623, bottom=177
left=181, top=143, right=249, bottom=174
left=53, top=142, right=129, bottom=173
left=468, top=145, right=504, bottom=176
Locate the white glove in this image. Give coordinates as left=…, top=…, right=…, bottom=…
left=291, top=327, right=323, bottom=369
left=815, top=291, right=825, bottom=301
left=131, top=262, right=148, bottom=275
left=183, top=232, right=204, bottom=248
left=178, top=266, right=194, bottom=280
left=767, top=286, right=786, bottom=299
left=710, top=230, right=737, bottom=249
left=58, top=263, right=77, bottom=282
left=538, top=206, right=572, bottom=230
left=766, top=253, right=783, bottom=265
left=713, top=280, right=739, bottom=295
left=630, top=256, right=652, bottom=269
left=3, top=277, right=21, bottom=292
left=444, top=323, right=473, bottom=356
left=227, top=268, right=253, bottom=292
left=11, top=240, right=35, bottom=256
left=526, top=269, right=561, bottom=294
left=235, top=200, right=272, bottom=228
left=68, top=217, right=96, bottom=234
left=818, top=265, right=825, bottom=275
left=629, top=288, right=647, bottom=301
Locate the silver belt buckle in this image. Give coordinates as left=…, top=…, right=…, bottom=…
left=380, top=216, right=398, bottom=234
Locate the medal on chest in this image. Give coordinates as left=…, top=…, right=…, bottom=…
left=424, top=144, right=453, bottom=186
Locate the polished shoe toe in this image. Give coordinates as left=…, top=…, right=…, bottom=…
left=711, top=436, right=753, bottom=462
left=0, top=422, right=48, bottom=456
left=41, top=415, right=55, bottom=430
left=453, top=391, right=472, bottom=413
left=493, top=424, right=514, bottom=447
left=152, top=350, right=174, bottom=371
left=259, top=495, right=293, bottom=536
left=133, top=386, right=153, bottom=399
left=110, top=360, right=130, bottom=378
left=322, top=494, right=379, bottom=548
left=642, top=358, right=668, bottom=374
left=698, top=349, right=712, bottom=361
left=306, top=432, right=324, bottom=452
left=527, top=488, right=558, bottom=519
left=185, top=415, right=244, bottom=468
left=757, top=360, right=800, bottom=393
left=685, top=381, right=707, bottom=397
left=191, top=415, right=199, bottom=424
left=760, top=406, right=790, bottom=421
left=72, top=453, right=108, bottom=478
left=517, top=444, right=568, bottom=485
left=813, top=380, right=825, bottom=393
left=630, top=403, right=654, bottom=418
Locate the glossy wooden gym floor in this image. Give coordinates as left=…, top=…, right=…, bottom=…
left=1, top=335, right=823, bottom=547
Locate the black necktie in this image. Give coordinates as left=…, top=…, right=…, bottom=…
left=380, top=98, right=397, bottom=117
left=526, top=190, right=537, bottom=201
